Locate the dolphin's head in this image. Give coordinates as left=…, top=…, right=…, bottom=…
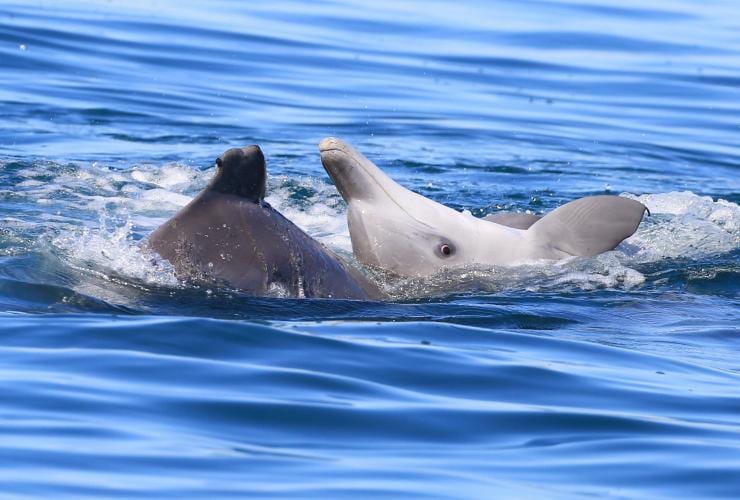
left=320, top=137, right=496, bottom=277
left=210, top=145, right=266, bottom=202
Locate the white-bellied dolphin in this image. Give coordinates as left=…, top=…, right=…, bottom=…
left=146, top=145, right=383, bottom=299
left=319, top=137, right=648, bottom=277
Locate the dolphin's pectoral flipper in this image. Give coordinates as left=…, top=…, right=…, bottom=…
left=527, top=195, right=648, bottom=256
left=483, top=212, right=541, bottom=230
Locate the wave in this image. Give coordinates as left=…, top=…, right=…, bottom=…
left=1, top=313, right=739, bottom=497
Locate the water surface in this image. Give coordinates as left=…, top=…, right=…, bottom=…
left=1, top=0, right=739, bottom=497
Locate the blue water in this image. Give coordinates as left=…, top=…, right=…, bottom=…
left=1, top=0, right=739, bottom=497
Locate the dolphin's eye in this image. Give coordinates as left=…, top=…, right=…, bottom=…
left=440, top=244, right=452, bottom=256
left=215, top=157, right=223, bottom=168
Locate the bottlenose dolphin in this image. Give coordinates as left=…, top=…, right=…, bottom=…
left=319, top=137, right=648, bottom=277
left=146, top=145, right=382, bottom=299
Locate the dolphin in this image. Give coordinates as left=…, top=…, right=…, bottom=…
left=319, top=137, right=648, bottom=277
left=146, top=145, right=383, bottom=299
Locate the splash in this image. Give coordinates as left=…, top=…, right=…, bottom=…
left=265, top=175, right=352, bottom=252
left=623, top=191, right=740, bottom=261
left=49, top=216, right=180, bottom=288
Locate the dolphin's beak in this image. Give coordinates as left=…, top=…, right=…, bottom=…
left=319, top=137, right=392, bottom=203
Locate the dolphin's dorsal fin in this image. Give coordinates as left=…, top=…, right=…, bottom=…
left=483, top=212, right=541, bottom=230
left=207, top=146, right=266, bottom=202
left=527, top=195, right=648, bottom=256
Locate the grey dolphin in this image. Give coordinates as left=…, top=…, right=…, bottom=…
left=319, top=137, right=648, bottom=277
left=146, top=146, right=383, bottom=299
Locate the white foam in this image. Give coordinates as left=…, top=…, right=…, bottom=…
left=548, top=254, right=646, bottom=291
left=49, top=217, right=180, bottom=288
left=7, top=160, right=207, bottom=290
left=138, top=188, right=192, bottom=211
left=131, top=164, right=203, bottom=191
left=623, top=191, right=740, bottom=261
left=265, top=175, right=352, bottom=252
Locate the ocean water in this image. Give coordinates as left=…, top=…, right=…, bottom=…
left=1, top=0, right=739, bottom=497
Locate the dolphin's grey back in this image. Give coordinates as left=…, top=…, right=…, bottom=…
left=527, top=195, right=648, bottom=256
left=146, top=146, right=381, bottom=300
left=147, top=193, right=377, bottom=299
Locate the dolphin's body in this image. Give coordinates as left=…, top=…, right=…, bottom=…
left=319, top=137, right=648, bottom=278
left=146, top=146, right=382, bottom=299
